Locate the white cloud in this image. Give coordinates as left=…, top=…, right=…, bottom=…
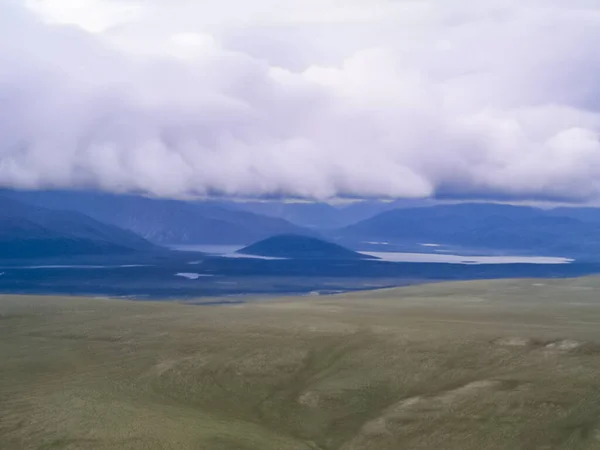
left=26, top=0, right=141, bottom=32
left=1, top=1, right=600, bottom=201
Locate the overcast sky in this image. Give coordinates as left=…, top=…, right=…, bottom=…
left=1, top=0, right=600, bottom=201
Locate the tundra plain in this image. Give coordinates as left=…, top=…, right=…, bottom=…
left=3, top=278, right=600, bottom=449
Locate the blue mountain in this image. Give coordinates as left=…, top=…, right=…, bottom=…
left=336, top=203, right=600, bottom=258
left=0, top=196, right=158, bottom=258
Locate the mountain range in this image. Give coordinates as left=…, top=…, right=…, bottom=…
left=8, top=189, right=600, bottom=261
left=5, top=190, right=443, bottom=245
left=7, top=191, right=317, bottom=246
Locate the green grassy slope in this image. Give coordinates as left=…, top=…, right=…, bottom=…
left=4, top=278, right=600, bottom=449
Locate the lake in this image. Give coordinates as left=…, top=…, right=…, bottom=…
left=172, top=245, right=573, bottom=265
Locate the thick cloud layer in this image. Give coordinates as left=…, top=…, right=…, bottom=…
left=2, top=0, right=600, bottom=201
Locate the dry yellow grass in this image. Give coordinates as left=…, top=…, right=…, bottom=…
left=3, top=277, right=600, bottom=449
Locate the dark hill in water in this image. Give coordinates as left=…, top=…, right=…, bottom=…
left=237, top=234, right=377, bottom=260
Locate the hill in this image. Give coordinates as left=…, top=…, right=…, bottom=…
left=237, top=234, right=377, bottom=259
left=336, top=203, right=600, bottom=258
left=7, top=190, right=316, bottom=245
left=0, top=196, right=158, bottom=258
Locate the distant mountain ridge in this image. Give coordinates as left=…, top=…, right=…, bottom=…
left=238, top=234, right=377, bottom=260
left=224, top=198, right=440, bottom=229
left=0, top=196, right=158, bottom=258
left=336, top=203, right=600, bottom=259
left=7, top=190, right=316, bottom=245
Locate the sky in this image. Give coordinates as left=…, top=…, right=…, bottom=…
left=1, top=0, right=600, bottom=201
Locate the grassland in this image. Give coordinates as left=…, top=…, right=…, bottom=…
left=4, top=278, right=600, bottom=449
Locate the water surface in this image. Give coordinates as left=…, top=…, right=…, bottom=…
left=174, top=244, right=572, bottom=265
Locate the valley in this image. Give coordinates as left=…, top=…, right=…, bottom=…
left=3, top=191, right=600, bottom=300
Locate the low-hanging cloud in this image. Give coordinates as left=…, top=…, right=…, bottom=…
left=2, top=0, right=600, bottom=201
